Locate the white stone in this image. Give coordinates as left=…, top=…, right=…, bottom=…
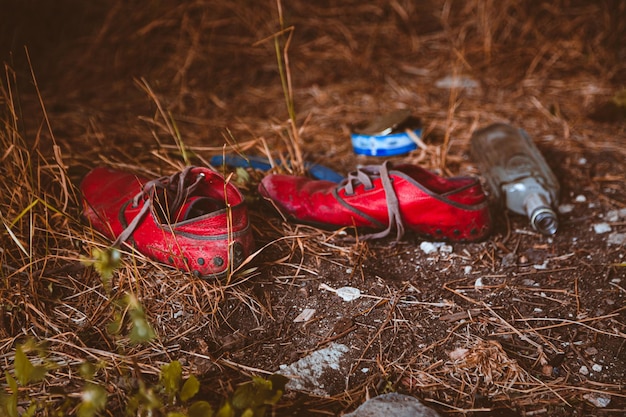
left=592, top=363, right=603, bottom=372
left=607, top=232, right=626, bottom=246
left=343, top=393, right=442, bottom=417
left=435, top=75, right=478, bottom=89
left=558, top=204, right=574, bottom=214
left=593, top=223, right=612, bottom=234
left=420, top=241, right=438, bottom=254
left=583, top=393, right=611, bottom=408
left=474, top=277, right=484, bottom=290
left=278, top=343, right=350, bottom=396
left=579, top=365, right=589, bottom=375
left=574, top=194, right=587, bottom=202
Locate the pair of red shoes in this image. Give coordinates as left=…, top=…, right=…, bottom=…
left=81, top=162, right=491, bottom=278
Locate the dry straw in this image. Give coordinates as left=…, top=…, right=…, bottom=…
left=1, top=0, right=625, bottom=415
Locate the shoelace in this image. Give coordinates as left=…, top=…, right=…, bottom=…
left=113, top=167, right=203, bottom=247
left=340, top=161, right=405, bottom=241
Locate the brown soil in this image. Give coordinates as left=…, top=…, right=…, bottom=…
left=1, top=1, right=625, bottom=416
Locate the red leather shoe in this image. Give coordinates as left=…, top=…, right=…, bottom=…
left=258, top=161, right=491, bottom=242
left=81, top=166, right=254, bottom=278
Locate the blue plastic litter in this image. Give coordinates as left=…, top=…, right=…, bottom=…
left=210, top=154, right=344, bottom=183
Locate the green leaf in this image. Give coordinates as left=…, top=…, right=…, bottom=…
left=14, top=344, right=46, bottom=385
left=82, top=247, right=121, bottom=287
left=22, top=403, right=38, bottom=417
left=126, top=384, right=162, bottom=416
left=180, top=375, right=200, bottom=402
left=107, top=310, right=124, bottom=336
left=215, top=402, right=235, bottom=417
left=160, top=361, right=182, bottom=400
left=1, top=373, right=18, bottom=417
left=234, top=167, right=251, bottom=187
left=14, top=344, right=34, bottom=385
left=188, top=400, right=214, bottom=417
left=129, top=317, right=156, bottom=344
left=77, top=382, right=107, bottom=417
left=80, top=362, right=97, bottom=380
left=127, top=294, right=156, bottom=344
left=241, top=409, right=254, bottom=417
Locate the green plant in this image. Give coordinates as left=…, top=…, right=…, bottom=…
left=126, top=360, right=288, bottom=417
left=0, top=340, right=57, bottom=417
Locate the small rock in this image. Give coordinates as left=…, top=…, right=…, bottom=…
left=439, top=244, right=453, bottom=254
left=463, top=266, right=472, bottom=275
left=575, top=194, right=587, bottom=202
left=474, top=277, right=484, bottom=290
left=419, top=241, right=451, bottom=255
left=435, top=75, right=478, bottom=89
left=607, top=232, right=626, bottom=245
left=501, top=253, right=517, bottom=268
left=278, top=343, right=350, bottom=396
left=593, top=223, right=612, bottom=234
left=579, top=365, right=589, bottom=375
left=583, top=393, right=611, bottom=408
left=592, top=363, right=603, bottom=372
left=420, top=241, right=438, bottom=255
left=606, top=208, right=626, bottom=221
left=342, top=393, right=442, bottom=417
left=584, top=347, right=598, bottom=356
left=558, top=204, right=574, bottom=214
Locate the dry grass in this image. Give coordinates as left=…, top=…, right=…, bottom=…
left=1, top=0, right=625, bottom=415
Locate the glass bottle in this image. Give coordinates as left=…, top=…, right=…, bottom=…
left=470, top=123, right=560, bottom=235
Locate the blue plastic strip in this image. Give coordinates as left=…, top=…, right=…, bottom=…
left=210, top=155, right=344, bottom=183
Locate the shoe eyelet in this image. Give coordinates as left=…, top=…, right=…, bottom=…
left=193, top=270, right=201, bottom=277
left=197, top=257, right=205, bottom=265
left=213, top=256, right=224, bottom=267
left=453, top=229, right=461, bottom=236
left=435, top=229, right=442, bottom=235
left=168, top=255, right=174, bottom=263
left=470, top=228, right=478, bottom=235
left=232, top=242, right=245, bottom=267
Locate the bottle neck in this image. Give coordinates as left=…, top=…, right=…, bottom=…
left=525, top=193, right=558, bottom=235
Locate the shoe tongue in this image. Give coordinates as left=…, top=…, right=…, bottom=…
left=173, top=196, right=226, bottom=222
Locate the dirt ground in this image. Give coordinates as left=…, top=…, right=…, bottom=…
left=1, top=1, right=625, bottom=416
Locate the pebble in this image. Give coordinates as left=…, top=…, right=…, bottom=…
left=592, top=223, right=612, bottom=234
left=558, top=204, right=574, bottom=214
left=583, top=393, right=611, bottom=408
left=579, top=365, right=589, bottom=375
left=592, top=363, right=603, bottom=372
left=606, top=208, right=626, bottom=221
left=419, top=241, right=452, bottom=255
left=278, top=343, right=350, bottom=396
left=435, top=75, right=478, bottom=89
left=607, top=232, right=626, bottom=246
left=575, top=194, right=587, bottom=202
left=342, top=393, right=442, bottom=417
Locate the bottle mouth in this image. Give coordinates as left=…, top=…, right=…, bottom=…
left=531, top=208, right=558, bottom=235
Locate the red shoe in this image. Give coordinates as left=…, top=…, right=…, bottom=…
left=258, top=161, right=491, bottom=242
left=81, top=166, right=255, bottom=278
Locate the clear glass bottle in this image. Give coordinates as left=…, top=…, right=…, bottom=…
left=470, top=123, right=560, bottom=235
